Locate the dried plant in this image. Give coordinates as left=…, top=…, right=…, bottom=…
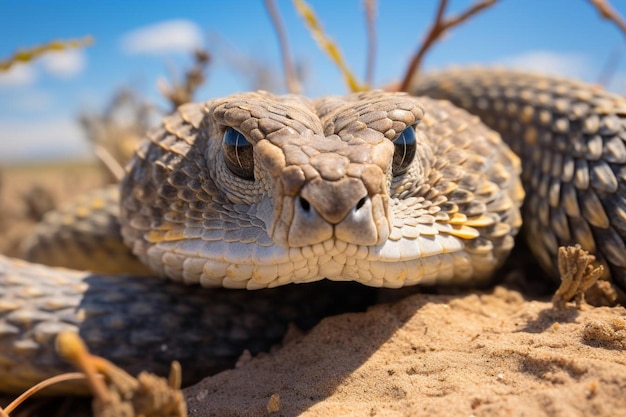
left=363, top=0, right=378, bottom=87
left=399, top=0, right=498, bottom=91
left=596, top=45, right=624, bottom=87
left=293, top=0, right=367, bottom=92
left=588, top=0, right=626, bottom=88
left=215, top=34, right=289, bottom=93
left=1, top=332, right=186, bottom=417
left=0, top=36, right=93, bottom=71
left=80, top=89, right=158, bottom=182
left=589, top=0, right=626, bottom=37
left=81, top=49, right=212, bottom=181
left=553, top=245, right=604, bottom=309
left=265, top=0, right=301, bottom=94
left=158, top=49, right=212, bottom=110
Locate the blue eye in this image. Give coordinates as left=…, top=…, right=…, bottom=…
left=222, top=128, right=254, bottom=180
left=392, top=126, right=416, bottom=176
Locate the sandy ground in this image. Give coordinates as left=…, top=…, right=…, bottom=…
left=2, top=162, right=626, bottom=416
left=184, top=286, right=626, bottom=417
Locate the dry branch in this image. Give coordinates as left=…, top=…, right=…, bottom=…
left=589, top=0, right=626, bottom=37
left=265, top=0, right=301, bottom=94
left=1, top=373, right=90, bottom=415
left=158, top=50, right=211, bottom=109
left=596, top=45, right=624, bottom=87
left=364, top=0, right=377, bottom=86
left=216, top=36, right=282, bottom=92
left=399, top=0, right=497, bottom=91
left=293, top=0, right=366, bottom=92
left=80, top=89, right=156, bottom=182
left=55, top=331, right=187, bottom=417
left=0, top=36, right=93, bottom=71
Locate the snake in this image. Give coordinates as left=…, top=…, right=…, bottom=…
left=2, top=68, right=626, bottom=394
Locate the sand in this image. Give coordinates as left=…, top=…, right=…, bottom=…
left=184, top=286, right=626, bottom=416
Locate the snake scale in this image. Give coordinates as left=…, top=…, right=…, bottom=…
left=2, top=68, right=626, bottom=394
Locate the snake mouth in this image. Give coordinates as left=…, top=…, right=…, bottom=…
left=141, top=193, right=487, bottom=289
left=146, top=231, right=473, bottom=289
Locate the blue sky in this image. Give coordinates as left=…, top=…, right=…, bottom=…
left=1, top=0, right=625, bottom=162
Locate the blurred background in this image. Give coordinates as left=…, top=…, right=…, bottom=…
left=1, top=0, right=625, bottom=163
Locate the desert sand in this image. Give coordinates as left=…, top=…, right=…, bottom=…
left=184, top=286, right=626, bottom=416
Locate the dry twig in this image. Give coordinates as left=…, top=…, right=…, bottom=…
left=56, top=331, right=187, bottom=417
left=588, top=0, right=626, bottom=88
left=265, top=0, right=301, bottom=94
left=293, top=0, right=366, bottom=92
left=588, top=0, right=626, bottom=37
left=364, top=0, right=377, bottom=86
left=80, top=89, right=156, bottom=182
left=92, top=145, right=126, bottom=182
left=399, top=0, right=497, bottom=91
left=0, top=331, right=190, bottom=416
left=0, top=36, right=93, bottom=71
left=1, top=373, right=91, bottom=415
left=216, top=34, right=282, bottom=92
left=158, top=50, right=211, bottom=109
left=596, top=45, right=624, bottom=87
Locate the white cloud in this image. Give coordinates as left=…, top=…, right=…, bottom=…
left=0, top=118, right=91, bottom=162
left=491, top=50, right=626, bottom=95
left=0, top=63, right=37, bottom=87
left=494, top=50, right=591, bottom=80
left=40, top=49, right=86, bottom=78
left=120, top=19, right=203, bottom=55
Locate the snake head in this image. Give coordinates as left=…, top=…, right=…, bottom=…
left=120, top=91, right=521, bottom=289
left=205, top=91, right=428, bottom=256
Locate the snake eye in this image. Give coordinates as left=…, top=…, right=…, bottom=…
left=392, top=125, right=417, bottom=176
left=222, top=128, right=255, bottom=180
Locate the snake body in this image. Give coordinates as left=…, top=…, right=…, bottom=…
left=412, top=69, right=626, bottom=290
left=2, top=69, right=626, bottom=393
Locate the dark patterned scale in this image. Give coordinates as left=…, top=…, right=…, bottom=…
left=413, top=69, right=626, bottom=292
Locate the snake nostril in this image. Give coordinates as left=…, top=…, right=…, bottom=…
left=299, top=197, right=311, bottom=212
left=355, top=197, right=367, bottom=211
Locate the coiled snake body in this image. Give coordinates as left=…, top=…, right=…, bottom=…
left=2, top=68, right=626, bottom=393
